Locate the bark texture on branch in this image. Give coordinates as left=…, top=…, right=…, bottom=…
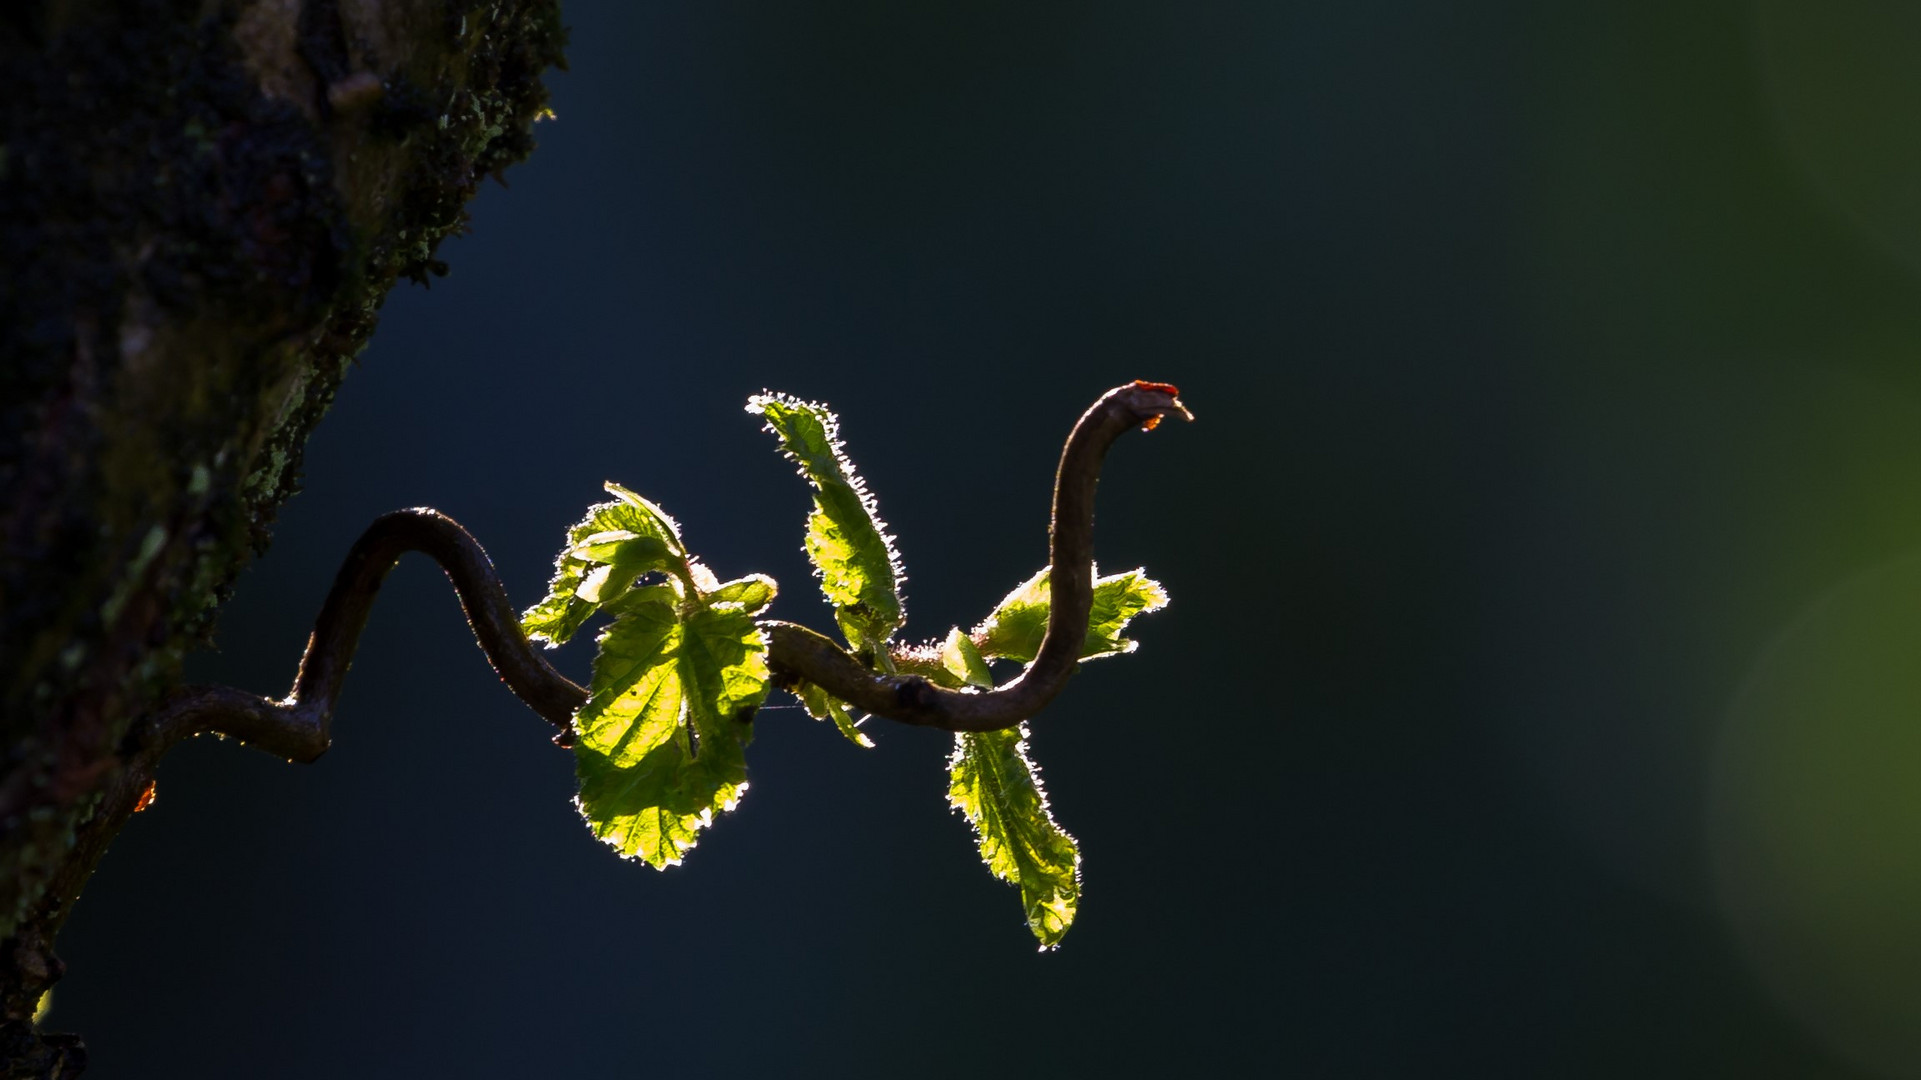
left=0, top=0, right=565, bottom=1070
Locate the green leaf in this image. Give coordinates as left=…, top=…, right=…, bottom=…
left=605, top=582, right=679, bottom=616
left=747, top=394, right=905, bottom=654
left=521, top=482, right=692, bottom=646
left=705, top=573, right=778, bottom=615
left=941, top=626, right=994, bottom=688
left=575, top=563, right=640, bottom=605
left=520, top=548, right=594, bottom=645
left=572, top=594, right=770, bottom=868
left=601, top=482, right=690, bottom=562
left=948, top=725, right=1082, bottom=948
left=794, top=681, right=875, bottom=749
left=573, top=600, right=683, bottom=764
left=973, top=567, right=1169, bottom=665
left=575, top=739, right=716, bottom=869
left=569, top=529, right=674, bottom=569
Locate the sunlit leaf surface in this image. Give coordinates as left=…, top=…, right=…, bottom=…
left=521, top=482, right=690, bottom=646
left=948, top=724, right=1081, bottom=948
left=747, top=394, right=905, bottom=655
left=941, top=626, right=994, bottom=688
left=705, top=572, right=777, bottom=614
left=573, top=599, right=769, bottom=867
left=523, top=486, right=769, bottom=870
left=973, top=567, right=1168, bottom=664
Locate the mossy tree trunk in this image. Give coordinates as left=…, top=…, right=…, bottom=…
left=0, top=1, right=564, bottom=1072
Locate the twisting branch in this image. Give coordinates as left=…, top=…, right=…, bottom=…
left=43, top=512, right=591, bottom=1006
left=137, top=512, right=586, bottom=768
left=133, top=380, right=1189, bottom=765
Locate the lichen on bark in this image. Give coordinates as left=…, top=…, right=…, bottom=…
left=0, top=0, right=565, bottom=1069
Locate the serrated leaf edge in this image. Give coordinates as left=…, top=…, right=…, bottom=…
left=746, top=392, right=908, bottom=636
left=947, top=724, right=1083, bottom=949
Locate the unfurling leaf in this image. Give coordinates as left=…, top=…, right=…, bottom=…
left=568, top=529, right=673, bottom=569
left=948, top=725, right=1082, bottom=948
left=973, top=567, right=1169, bottom=664
left=747, top=394, right=905, bottom=656
left=705, top=573, right=777, bottom=614
left=575, top=563, right=639, bottom=605
left=940, top=626, right=994, bottom=688
left=521, top=482, right=691, bottom=646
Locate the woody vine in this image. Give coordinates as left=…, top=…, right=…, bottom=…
left=128, top=380, right=1190, bottom=948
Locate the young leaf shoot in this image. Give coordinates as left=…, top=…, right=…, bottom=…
left=132, top=382, right=1187, bottom=952
left=517, top=390, right=1178, bottom=944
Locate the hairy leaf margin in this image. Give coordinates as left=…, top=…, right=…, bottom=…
left=747, top=393, right=906, bottom=655
left=948, top=724, right=1082, bottom=948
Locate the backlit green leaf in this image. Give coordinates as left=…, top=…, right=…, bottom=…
left=941, top=626, right=994, bottom=688
left=601, top=482, right=689, bottom=560
left=575, top=563, right=640, bottom=605
left=948, top=724, right=1081, bottom=948
left=521, top=482, right=691, bottom=646
left=574, top=600, right=683, bottom=763
left=705, top=573, right=777, bottom=615
left=575, top=740, right=716, bottom=869
left=973, top=567, right=1169, bottom=664
left=571, top=585, right=769, bottom=868
left=747, top=394, right=905, bottom=654
left=569, top=529, right=673, bottom=569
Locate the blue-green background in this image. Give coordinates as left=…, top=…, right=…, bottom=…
left=54, top=2, right=1921, bottom=1076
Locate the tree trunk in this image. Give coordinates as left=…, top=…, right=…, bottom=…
left=0, top=1, right=564, bottom=1071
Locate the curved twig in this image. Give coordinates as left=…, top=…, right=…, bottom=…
left=137, top=379, right=1189, bottom=762
left=140, top=510, right=586, bottom=763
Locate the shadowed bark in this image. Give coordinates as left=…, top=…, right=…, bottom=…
left=0, top=1, right=564, bottom=1071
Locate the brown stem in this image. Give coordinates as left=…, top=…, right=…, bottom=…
left=31, top=511, right=590, bottom=1036
left=137, top=510, right=587, bottom=765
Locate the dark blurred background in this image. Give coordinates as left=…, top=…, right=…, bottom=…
left=49, top=1, right=1921, bottom=1075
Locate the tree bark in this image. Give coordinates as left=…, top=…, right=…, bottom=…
left=0, top=1, right=564, bottom=1071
